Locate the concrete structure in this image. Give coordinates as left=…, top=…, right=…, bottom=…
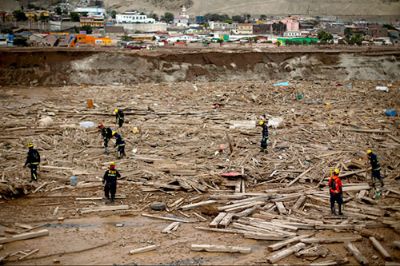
left=253, top=23, right=272, bottom=34
left=236, top=23, right=253, bottom=34
left=281, top=17, right=299, bottom=31
left=174, top=6, right=190, bottom=27
left=209, top=22, right=237, bottom=32
left=116, top=12, right=155, bottom=24
left=284, top=31, right=302, bottom=37
left=80, top=16, right=104, bottom=27
left=119, top=23, right=167, bottom=33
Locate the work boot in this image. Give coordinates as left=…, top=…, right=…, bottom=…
left=338, top=205, right=343, bottom=215
left=331, top=207, right=336, bottom=215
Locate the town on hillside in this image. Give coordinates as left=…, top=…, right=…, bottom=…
left=0, top=0, right=399, bottom=48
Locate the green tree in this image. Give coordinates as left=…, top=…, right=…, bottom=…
left=12, top=10, right=27, bottom=21
left=55, top=7, right=62, bottom=15
left=259, top=14, right=267, bottom=20
left=232, top=15, right=245, bottom=23
left=349, top=34, right=363, bottom=45
left=317, top=30, right=333, bottom=44
left=111, top=10, right=117, bottom=19
left=162, top=12, right=174, bottom=23
left=81, top=25, right=93, bottom=34
left=149, top=13, right=158, bottom=21
left=70, top=12, right=80, bottom=22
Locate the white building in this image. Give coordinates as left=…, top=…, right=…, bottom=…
left=284, top=31, right=302, bottom=37
left=116, top=12, right=155, bottom=24
left=74, top=7, right=105, bottom=17
left=174, top=6, right=189, bottom=27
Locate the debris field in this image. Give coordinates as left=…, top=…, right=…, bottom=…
left=0, top=79, right=399, bottom=265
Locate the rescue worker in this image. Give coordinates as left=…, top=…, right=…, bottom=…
left=102, top=162, right=121, bottom=203
left=24, top=143, right=40, bottom=182
left=367, top=149, right=384, bottom=187
left=114, top=108, right=125, bottom=128
left=328, top=168, right=343, bottom=215
left=257, top=119, right=269, bottom=152
left=98, top=123, right=113, bottom=154
left=112, top=131, right=126, bottom=159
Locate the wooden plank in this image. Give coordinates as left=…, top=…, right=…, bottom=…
left=302, top=236, right=362, bottom=244
left=243, top=232, right=287, bottom=241
left=346, top=242, right=368, bottom=265
left=393, top=241, right=400, bottom=249
left=129, top=245, right=158, bottom=255
left=0, top=229, right=49, bottom=244
left=275, top=202, right=287, bottom=215
left=267, top=243, right=306, bottom=264
left=18, top=248, right=39, bottom=260
left=292, top=195, right=307, bottom=210
left=218, top=213, right=234, bottom=228
left=343, top=185, right=370, bottom=192
left=210, top=212, right=227, bottom=228
left=268, top=234, right=313, bottom=251
left=344, top=128, right=390, bottom=133
left=180, top=200, right=216, bottom=211
left=162, top=222, right=180, bottom=234
left=14, top=223, right=33, bottom=230
left=142, top=213, right=193, bottom=223
left=76, top=195, right=126, bottom=201
left=370, top=237, right=392, bottom=261
left=33, top=182, right=48, bottom=193
left=359, top=229, right=384, bottom=241
left=80, top=205, right=129, bottom=214
left=191, top=244, right=251, bottom=254
left=287, top=167, right=313, bottom=187
left=233, top=205, right=258, bottom=218
left=310, top=258, right=349, bottom=266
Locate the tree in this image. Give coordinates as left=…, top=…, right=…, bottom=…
left=70, top=12, right=80, bottom=22
left=232, top=15, right=245, bottom=23
left=55, top=7, right=62, bottom=16
left=13, top=10, right=27, bottom=21
left=317, top=30, right=333, bottom=44
left=111, top=10, right=117, bottom=19
left=81, top=25, right=92, bottom=34
left=149, top=13, right=159, bottom=21
left=349, top=34, right=363, bottom=45
left=259, top=14, right=267, bottom=20
left=162, top=12, right=174, bottom=23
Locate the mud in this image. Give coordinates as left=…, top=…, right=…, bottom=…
left=0, top=47, right=399, bottom=86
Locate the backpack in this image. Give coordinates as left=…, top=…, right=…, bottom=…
left=32, top=150, right=40, bottom=162
left=330, top=178, right=336, bottom=191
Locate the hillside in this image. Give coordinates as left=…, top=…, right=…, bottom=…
left=104, top=0, right=400, bottom=16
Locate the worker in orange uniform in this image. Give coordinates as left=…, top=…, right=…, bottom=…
left=102, top=162, right=121, bottom=203
left=328, top=168, right=343, bottom=215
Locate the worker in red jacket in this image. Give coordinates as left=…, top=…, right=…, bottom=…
left=328, top=168, right=343, bottom=215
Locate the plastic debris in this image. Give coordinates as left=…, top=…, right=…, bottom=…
left=273, top=81, right=289, bottom=87
left=376, top=86, right=389, bottom=92
left=268, top=117, right=284, bottom=128
left=70, top=176, right=78, bottom=186
left=79, top=121, right=95, bottom=128
left=384, top=109, right=397, bottom=117
left=39, top=116, right=54, bottom=127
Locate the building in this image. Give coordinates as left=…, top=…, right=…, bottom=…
left=253, top=24, right=272, bottom=34
left=174, top=6, right=189, bottom=27
left=284, top=31, right=302, bottom=37
left=119, top=23, right=167, bottom=33
left=236, top=23, right=253, bottom=34
left=281, top=17, right=299, bottom=32
left=195, top=16, right=205, bottom=24
left=209, top=21, right=237, bottom=32
left=366, top=24, right=388, bottom=38
left=80, top=16, right=104, bottom=27
left=74, top=7, right=105, bottom=17
left=104, top=26, right=125, bottom=37
left=116, top=11, right=155, bottom=24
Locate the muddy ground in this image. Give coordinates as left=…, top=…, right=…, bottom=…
left=0, top=77, right=399, bottom=264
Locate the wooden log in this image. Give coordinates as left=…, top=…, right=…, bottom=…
left=224, top=201, right=265, bottom=212
left=141, top=213, right=193, bottom=223
left=393, top=241, right=400, bottom=249
left=15, top=223, right=33, bottom=230
left=292, top=195, right=307, bottom=210
left=80, top=205, right=129, bottom=214
left=275, top=202, right=287, bottom=215
left=233, top=205, right=258, bottom=218
left=267, top=243, right=306, bottom=263
left=359, top=229, right=384, bottom=241
left=18, top=248, right=39, bottom=260
left=195, top=226, right=248, bottom=235
left=210, top=213, right=227, bottom=228
left=302, top=236, right=362, bottom=244
left=243, top=232, right=287, bottom=241
left=315, top=224, right=356, bottom=230
left=129, top=245, right=158, bottom=255
left=310, top=258, right=349, bottom=266
left=268, top=234, right=313, bottom=251
left=191, top=244, right=251, bottom=254
left=344, top=128, right=390, bottom=133
left=345, top=242, right=368, bottom=265
left=162, top=222, right=180, bottom=234
left=0, top=229, right=49, bottom=244
left=33, top=182, right=48, bottom=193
left=180, top=200, right=217, bottom=211
left=369, top=237, right=392, bottom=261
left=343, top=185, right=370, bottom=192
left=287, top=167, right=313, bottom=187
left=218, top=213, right=234, bottom=228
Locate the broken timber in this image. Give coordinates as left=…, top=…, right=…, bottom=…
left=346, top=242, right=368, bottom=265
left=267, top=243, right=306, bottom=264
left=369, top=237, right=392, bottom=261
left=162, top=222, right=180, bottom=234
left=79, top=205, right=129, bottom=214
left=180, top=200, right=216, bottom=211
left=301, top=236, right=362, bottom=244
left=142, top=213, right=193, bottom=223
left=191, top=244, right=251, bottom=254
left=129, top=245, right=158, bottom=255
left=268, top=234, right=313, bottom=251
left=0, top=229, right=49, bottom=244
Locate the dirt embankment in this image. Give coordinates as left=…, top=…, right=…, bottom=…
left=0, top=48, right=399, bottom=85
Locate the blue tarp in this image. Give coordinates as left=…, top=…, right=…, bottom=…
left=273, top=81, right=289, bottom=87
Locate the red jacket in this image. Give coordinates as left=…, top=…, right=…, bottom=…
left=328, top=175, right=342, bottom=194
